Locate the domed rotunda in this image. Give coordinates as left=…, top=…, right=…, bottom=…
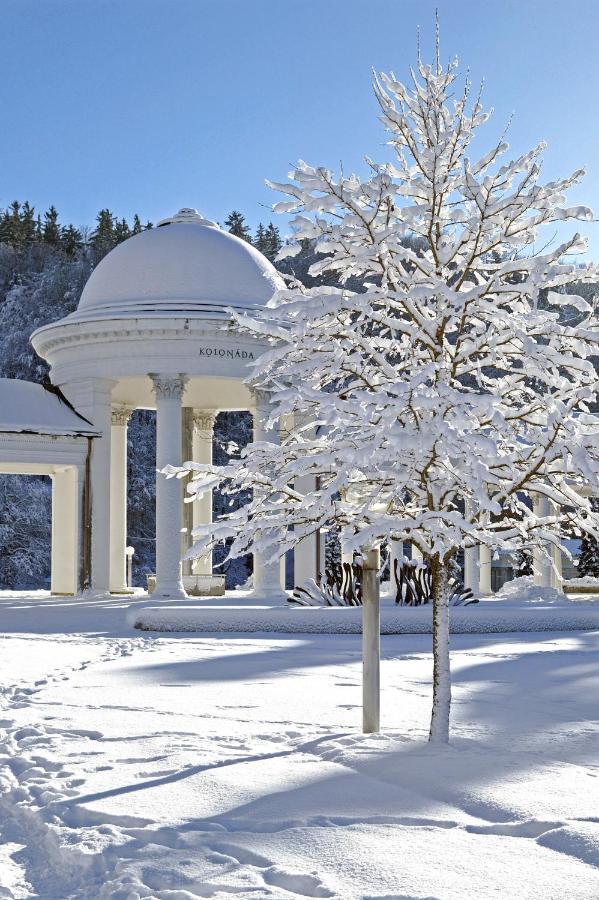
left=25, top=208, right=319, bottom=601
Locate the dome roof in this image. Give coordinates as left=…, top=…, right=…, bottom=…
left=63, top=208, right=283, bottom=324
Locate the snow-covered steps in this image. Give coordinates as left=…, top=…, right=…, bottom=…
left=130, top=603, right=599, bottom=634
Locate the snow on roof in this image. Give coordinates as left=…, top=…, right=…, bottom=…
left=54, top=209, right=284, bottom=326
left=0, top=379, right=99, bottom=437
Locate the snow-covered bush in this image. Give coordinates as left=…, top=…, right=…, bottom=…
left=394, top=560, right=476, bottom=607
left=290, top=560, right=362, bottom=607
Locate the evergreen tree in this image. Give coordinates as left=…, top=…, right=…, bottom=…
left=578, top=499, right=599, bottom=577
left=224, top=210, right=251, bottom=242
left=20, top=202, right=37, bottom=245
left=254, top=222, right=267, bottom=254
left=113, top=217, right=131, bottom=244
left=132, top=214, right=143, bottom=235
left=60, top=224, right=82, bottom=255
left=90, top=208, right=117, bottom=254
left=42, top=206, right=61, bottom=247
left=264, top=222, right=282, bottom=260
left=0, top=201, right=38, bottom=246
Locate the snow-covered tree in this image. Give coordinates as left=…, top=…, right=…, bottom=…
left=179, top=47, right=599, bottom=742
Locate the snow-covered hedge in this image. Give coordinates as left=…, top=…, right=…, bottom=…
left=131, top=603, right=599, bottom=635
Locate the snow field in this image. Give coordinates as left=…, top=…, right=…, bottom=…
left=0, top=593, right=598, bottom=898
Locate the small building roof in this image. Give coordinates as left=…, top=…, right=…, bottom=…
left=0, top=379, right=99, bottom=437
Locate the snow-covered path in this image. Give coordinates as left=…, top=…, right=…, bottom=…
left=1, top=593, right=598, bottom=899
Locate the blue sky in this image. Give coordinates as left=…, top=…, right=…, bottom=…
left=1, top=0, right=598, bottom=257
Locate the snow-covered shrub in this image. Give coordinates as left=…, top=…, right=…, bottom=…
left=290, top=560, right=362, bottom=607
left=394, top=559, right=476, bottom=607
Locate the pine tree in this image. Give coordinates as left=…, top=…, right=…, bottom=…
left=254, top=222, right=267, bottom=254
left=1, top=201, right=38, bottom=246
left=113, top=217, right=131, bottom=244
left=90, top=208, right=117, bottom=253
left=264, top=222, right=282, bottom=261
left=224, top=210, right=252, bottom=242
left=578, top=499, right=599, bottom=577
left=42, top=206, right=61, bottom=247
left=20, top=202, right=37, bottom=245
left=60, top=224, right=82, bottom=255
left=132, top=214, right=143, bottom=235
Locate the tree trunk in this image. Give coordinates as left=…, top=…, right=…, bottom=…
left=429, top=554, right=451, bottom=743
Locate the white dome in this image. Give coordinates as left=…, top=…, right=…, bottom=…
left=65, top=208, right=283, bottom=324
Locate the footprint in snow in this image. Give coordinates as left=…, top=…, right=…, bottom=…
left=209, top=842, right=336, bottom=898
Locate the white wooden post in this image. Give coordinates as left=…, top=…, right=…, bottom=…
left=362, top=545, right=381, bottom=733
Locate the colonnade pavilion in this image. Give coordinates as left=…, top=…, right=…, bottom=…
left=0, top=208, right=565, bottom=600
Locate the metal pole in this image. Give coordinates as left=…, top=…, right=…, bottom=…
left=362, top=545, right=381, bottom=733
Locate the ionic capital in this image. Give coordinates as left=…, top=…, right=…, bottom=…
left=111, top=405, right=133, bottom=427
left=149, top=373, right=188, bottom=400
left=193, top=409, right=217, bottom=441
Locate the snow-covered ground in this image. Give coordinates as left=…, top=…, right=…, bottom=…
left=1, top=590, right=599, bottom=899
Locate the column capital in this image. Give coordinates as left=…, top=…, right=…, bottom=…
left=149, top=373, right=188, bottom=400
left=111, top=405, right=134, bottom=427
left=192, top=410, right=217, bottom=441
left=250, top=386, right=272, bottom=411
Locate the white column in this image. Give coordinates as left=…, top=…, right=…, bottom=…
left=412, top=544, right=423, bottom=564
left=109, top=406, right=132, bottom=592
left=383, top=538, right=401, bottom=597
left=251, top=388, right=286, bottom=598
left=51, top=466, right=81, bottom=595
left=463, top=545, right=479, bottom=594
left=463, top=499, right=479, bottom=594
left=362, top=545, right=381, bottom=734
left=550, top=501, right=563, bottom=590
left=88, top=379, right=113, bottom=595
left=181, top=408, right=194, bottom=577
left=533, top=493, right=552, bottom=587
left=318, top=529, right=326, bottom=583
left=56, top=378, right=114, bottom=595
left=341, top=530, right=354, bottom=567
left=191, top=410, right=216, bottom=577
left=293, top=475, right=319, bottom=588
left=479, top=545, right=492, bottom=594
left=150, top=373, right=188, bottom=600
